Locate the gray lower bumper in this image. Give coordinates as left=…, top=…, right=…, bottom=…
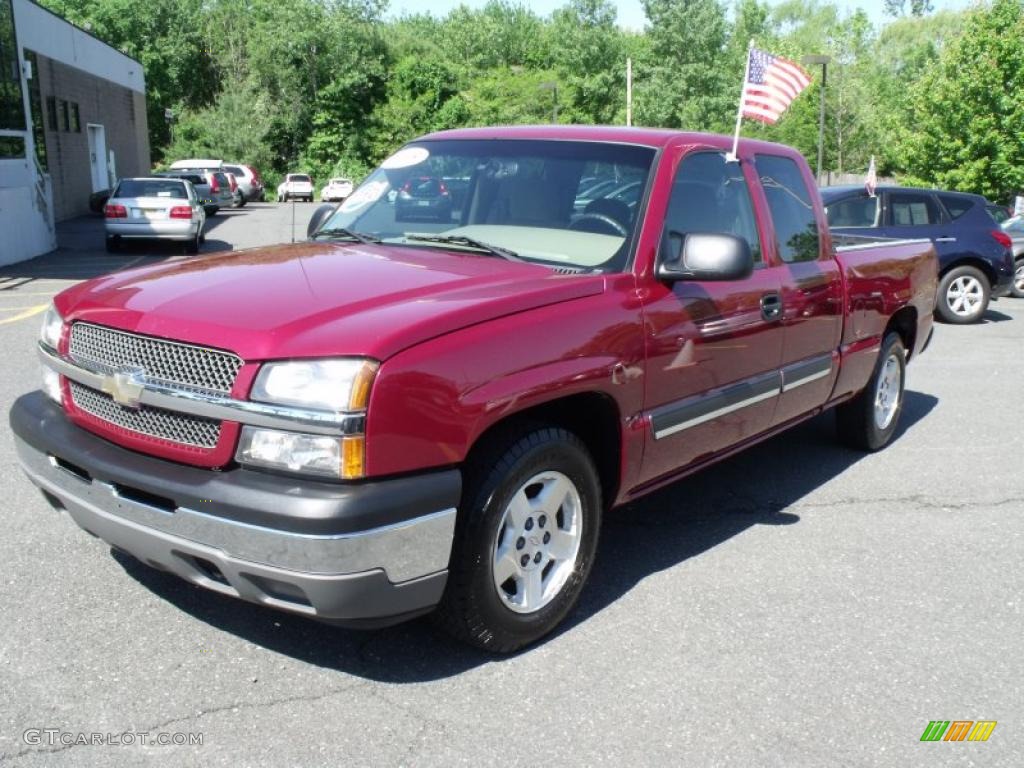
left=10, top=393, right=457, bottom=625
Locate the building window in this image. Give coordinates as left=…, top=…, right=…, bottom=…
left=0, top=134, right=25, bottom=158
left=59, top=98, right=69, bottom=131
left=70, top=102, right=80, bottom=132
left=45, top=95, right=57, bottom=130
left=23, top=50, right=46, bottom=170
left=0, top=0, right=28, bottom=131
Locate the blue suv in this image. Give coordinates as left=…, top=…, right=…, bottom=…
left=823, top=185, right=1015, bottom=323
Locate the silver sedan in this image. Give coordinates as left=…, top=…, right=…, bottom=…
left=104, top=177, right=206, bottom=254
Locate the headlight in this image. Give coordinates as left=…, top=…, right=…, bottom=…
left=251, top=359, right=377, bottom=412
left=241, top=358, right=377, bottom=479
left=40, top=304, right=63, bottom=351
left=236, top=427, right=365, bottom=479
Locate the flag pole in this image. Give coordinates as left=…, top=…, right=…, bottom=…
left=727, top=39, right=754, bottom=163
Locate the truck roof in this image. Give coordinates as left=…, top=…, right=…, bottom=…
left=418, top=124, right=803, bottom=155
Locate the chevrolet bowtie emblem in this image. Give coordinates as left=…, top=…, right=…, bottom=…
left=101, top=366, right=146, bottom=409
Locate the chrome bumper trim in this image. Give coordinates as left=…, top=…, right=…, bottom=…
left=16, top=434, right=455, bottom=583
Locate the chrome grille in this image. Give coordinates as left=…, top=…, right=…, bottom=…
left=69, top=381, right=221, bottom=449
left=69, top=323, right=242, bottom=394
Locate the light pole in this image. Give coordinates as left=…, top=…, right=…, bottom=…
left=539, top=81, right=558, bottom=124
left=801, top=54, right=831, bottom=184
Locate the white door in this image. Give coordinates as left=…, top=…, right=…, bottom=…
left=86, top=125, right=108, bottom=192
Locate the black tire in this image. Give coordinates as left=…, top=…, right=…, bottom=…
left=104, top=235, right=119, bottom=253
left=184, top=231, right=200, bottom=255
left=1011, top=257, right=1024, bottom=299
left=434, top=426, right=602, bottom=653
left=836, top=332, right=906, bottom=451
left=935, top=265, right=990, bottom=324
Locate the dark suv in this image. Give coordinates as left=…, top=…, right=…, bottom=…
left=823, top=185, right=1015, bottom=323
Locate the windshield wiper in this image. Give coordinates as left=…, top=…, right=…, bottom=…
left=312, top=227, right=381, bottom=244
left=404, top=233, right=520, bottom=261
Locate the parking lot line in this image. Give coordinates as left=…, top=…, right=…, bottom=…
left=0, top=304, right=47, bottom=325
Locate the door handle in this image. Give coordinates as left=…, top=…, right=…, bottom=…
left=760, top=293, right=782, bottom=321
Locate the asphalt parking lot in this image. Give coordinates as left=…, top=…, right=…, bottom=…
left=1, top=204, right=1022, bottom=766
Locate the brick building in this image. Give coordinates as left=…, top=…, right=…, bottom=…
left=0, top=0, right=149, bottom=266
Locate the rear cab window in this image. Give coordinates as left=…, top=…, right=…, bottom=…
left=754, top=154, right=820, bottom=262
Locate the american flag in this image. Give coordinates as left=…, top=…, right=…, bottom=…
left=741, top=48, right=811, bottom=124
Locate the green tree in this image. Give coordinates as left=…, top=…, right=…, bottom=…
left=636, top=0, right=732, bottom=131
left=897, top=0, right=1024, bottom=200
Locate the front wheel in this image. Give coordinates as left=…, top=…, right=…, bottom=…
left=1011, top=257, right=1024, bottom=299
left=836, top=332, right=906, bottom=451
left=935, top=265, right=990, bottom=323
left=434, top=426, right=602, bottom=653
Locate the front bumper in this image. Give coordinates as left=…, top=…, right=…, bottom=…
left=10, top=392, right=459, bottom=627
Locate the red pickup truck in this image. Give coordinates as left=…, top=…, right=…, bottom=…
left=11, top=126, right=938, bottom=652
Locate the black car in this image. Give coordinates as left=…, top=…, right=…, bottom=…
left=394, top=176, right=453, bottom=222
left=823, top=185, right=1015, bottom=323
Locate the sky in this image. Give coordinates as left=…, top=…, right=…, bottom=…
left=387, top=0, right=979, bottom=30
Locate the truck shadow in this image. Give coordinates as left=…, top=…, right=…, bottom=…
left=113, top=390, right=938, bottom=681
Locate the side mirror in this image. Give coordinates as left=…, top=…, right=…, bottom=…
left=657, top=230, right=754, bottom=282
left=307, top=203, right=335, bottom=239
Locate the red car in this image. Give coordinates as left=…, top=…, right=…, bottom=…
left=11, top=126, right=937, bottom=652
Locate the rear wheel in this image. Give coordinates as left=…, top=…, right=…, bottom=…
left=935, top=265, right=990, bottom=323
left=104, top=235, right=120, bottom=253
left=1011, top=257, right=1024, bottom=299
left=184, top=230, right=200, bottom=255
left=836, top=332, right=906, bottom=451
left=434, top=426, right=602, bottom=653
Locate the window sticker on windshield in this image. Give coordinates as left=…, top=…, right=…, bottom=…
left=380, top=147, right=429, bottom=170
left=339, top=180, right=389, bottom=213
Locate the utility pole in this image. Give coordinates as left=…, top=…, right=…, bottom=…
left=626, top=58, right=632, bottom=127
left=802, top=54, right=831, bottom=184
left=539, top=81, right=558, bottom=123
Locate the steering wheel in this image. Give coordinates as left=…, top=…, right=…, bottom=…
left=568, top=212, right=628, bottom=237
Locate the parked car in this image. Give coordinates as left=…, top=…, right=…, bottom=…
left=823, top=185, right=1015, bottom=323
left=13, top=126, right=937, bottom=653
left=88, top=189, right=111, bottom=214
left=224, top=163, right=264, bottom=202
left=169, top=158, right=223, bottom=171
left=394, top=175, right=452, bottom=221
left=1000, top=215, right=1024, bottom=298
left=277, top=174, right=314, bottom=202
left=224, top=172, right=245, bottom=208
left=157, top=170, right=230, bottom=216
left=103, top=176, right=205, bottom=253
left=320, top=177, right=354, bottom=202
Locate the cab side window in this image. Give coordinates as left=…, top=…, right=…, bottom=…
left=889, top=192, right=942, bottom=226
left=664, top=152, right=762, bottom=263
left=825, top=194, right=878, bottom=228
left=754, top=154, right=820, bottom=263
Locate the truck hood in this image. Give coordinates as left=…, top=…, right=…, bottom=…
left=55, top=242, right=605, bottom=361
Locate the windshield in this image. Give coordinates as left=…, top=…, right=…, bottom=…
left=290, top=175, right=311, bottom=183
left=317, top=139, right=657, bottom=271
